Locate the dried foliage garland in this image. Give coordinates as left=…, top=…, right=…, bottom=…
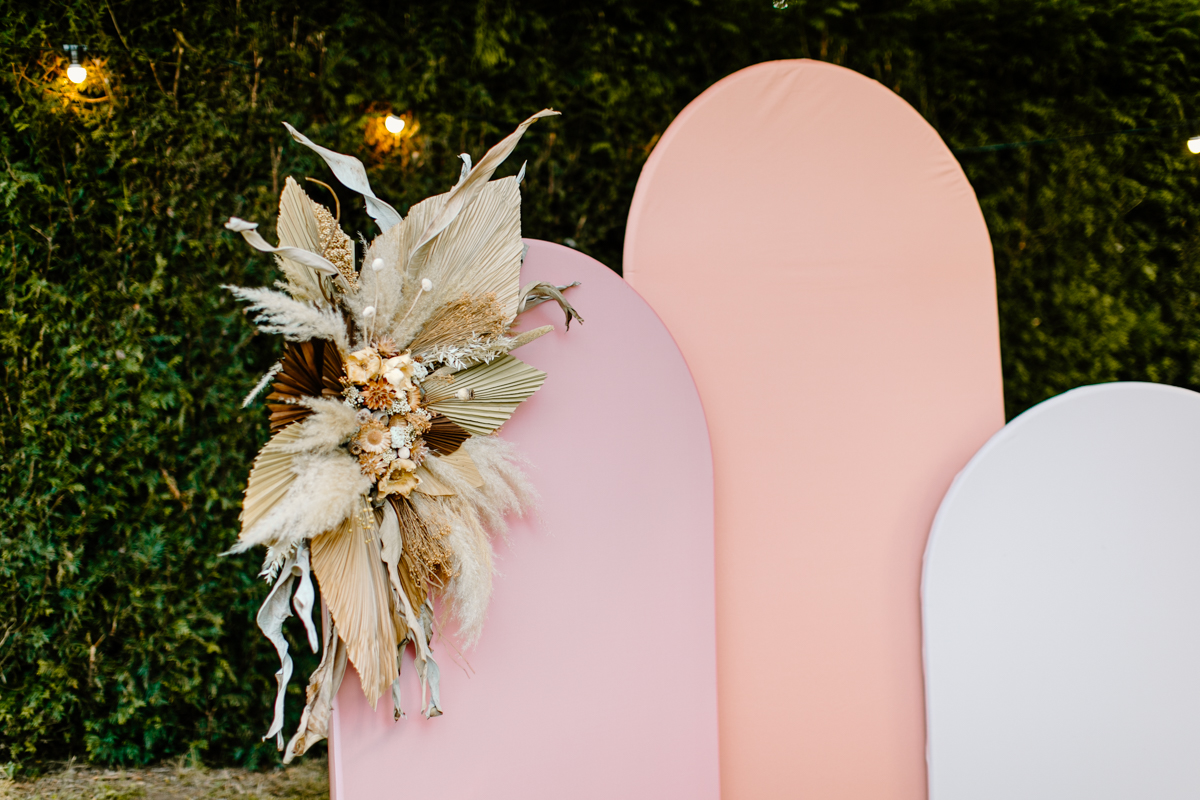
left=223, top=109, right=583, bottom=760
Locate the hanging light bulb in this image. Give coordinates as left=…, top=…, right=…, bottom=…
left=384, top=114, right=405, bottom=134
left=1188, top=136, right=1200, bottom=154
left=63, top=44, right=88, bottom=84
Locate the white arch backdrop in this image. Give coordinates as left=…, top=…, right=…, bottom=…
left=924, top=382, right=1200, bottom=800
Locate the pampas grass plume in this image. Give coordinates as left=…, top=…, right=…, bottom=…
left=225, top=285, right=350, bottom=352
left=234, top=451, right=370, bottom=555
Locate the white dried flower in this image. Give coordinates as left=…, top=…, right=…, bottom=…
left=421, top=278, right=433, bottom=292
left=389, top=394, right=411, bottom=415
left=390, top=424, right=416, bottom=449
left=372, top=258, right=385, bottom=272
left=363, top=305, right=376, bottom=318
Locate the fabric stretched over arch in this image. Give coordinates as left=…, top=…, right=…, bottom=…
left=624, top=59, right=1004, bottom=798
left=328, top=239, right=720, bottom=800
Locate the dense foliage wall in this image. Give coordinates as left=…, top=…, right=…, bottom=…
left=3, top=0, right=1200, bottom=770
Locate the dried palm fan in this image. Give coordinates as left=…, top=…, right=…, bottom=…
left=424, top=415, right=471, bottom=456
left=266, top=340, right=345, bottom=432
left=221, top=109, right=581, bottom=761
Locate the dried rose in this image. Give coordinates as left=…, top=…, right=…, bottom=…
left=345, top=347, right=383, bottom=384
left=382, top=353, right=415, bottom=390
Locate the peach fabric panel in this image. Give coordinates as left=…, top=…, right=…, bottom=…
left=624, top=60, right=1004, bottom=798
left=328, top=240, right=720, bottom=800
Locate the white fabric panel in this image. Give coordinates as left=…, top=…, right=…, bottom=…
left=924, top=382, right=1200, bottom=800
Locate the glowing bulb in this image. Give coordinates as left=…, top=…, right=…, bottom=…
left=67, top=64, right=87, bottom=84
left=372, top=258, right=385, bottom=271
left=421, top=278, right=433, bottom=292
left=1188, top=136, right=1200, bottom=154
left=384, top=115, right=405, bottom=134
left=363, top=306, right=376, bottom=318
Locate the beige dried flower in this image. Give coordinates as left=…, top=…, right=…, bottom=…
left=375, top=336, right=400, bottom=358
left=361, top=378, right=395, bottom=411
left=405, top=410, right=432, bottom=435
left=357, top=450, right=390, bottom=480
left=378, top=462, right=420, bottom=497
left=354, top=420, right=392, bottom=453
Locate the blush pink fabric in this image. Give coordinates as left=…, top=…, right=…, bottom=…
left=328, top=240, right=720, bottom=799
left=623, top=60, right=1005, bottom=798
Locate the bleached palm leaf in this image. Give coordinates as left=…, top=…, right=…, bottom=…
left=411, top=109, right=558, bottom=254
left=278, top=177, right=323, bottom=253
left=518, top=281, right=584, bottom=330
left=379, top=178, right=526, bottom=345
left=273, top=179, right=323, bottom=300
left=420, top=178, right=525, bottom=318
left=424, top=354, right=547, bottom=435
left=238, top=424, right=308, bottom=541
left=414, top=448, right=486, bottom=497
left=309, top=499, right=397, bottom=708
left=379, top=498, right=443, bottom=718
left=396, top=179, right=522, bottom=325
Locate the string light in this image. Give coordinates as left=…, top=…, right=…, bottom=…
left=384, top=115, right=405, bottom=134
left=63, top=44, right=87, bottom=84
left=1188, top=136, right=1200, bottom=154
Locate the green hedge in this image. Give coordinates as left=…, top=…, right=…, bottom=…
left=3, top=0, right=1200, bottom=770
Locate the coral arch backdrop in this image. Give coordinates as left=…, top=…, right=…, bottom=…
left=327, top=240, right=720, bottom=799
left=624, top=60, right=1005, bottom=797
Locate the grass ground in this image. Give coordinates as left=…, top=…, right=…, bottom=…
left=0, top=757, right=329, bottom=800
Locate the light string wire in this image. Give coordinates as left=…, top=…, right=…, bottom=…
left=953, top=120, right=1196, bottom=155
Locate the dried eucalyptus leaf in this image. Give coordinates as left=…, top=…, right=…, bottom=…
left=291, top=543, right=319, bottom=653
left=281, top=123, right=402, bottom=232
left=225, top=217, right=341, bottom=277
left=517, top=281, right=583, bottom=330
left=257, top=549, right=300, bottom=747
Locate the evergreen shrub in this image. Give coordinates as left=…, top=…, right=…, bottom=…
left=2, top=0, right=1199, bottom=769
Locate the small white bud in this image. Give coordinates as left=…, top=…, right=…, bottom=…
left=421, top=278, right=433, bottom=292
left=372, top=258, right=385, bottom=272
left=363, top=306, right=376, bottom=318
left=397, top=447, right=411, bottom=459
left=455, top=387, right=474, bottom=401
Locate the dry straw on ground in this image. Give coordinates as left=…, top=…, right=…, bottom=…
left=0, top=756, right=328, bottom=800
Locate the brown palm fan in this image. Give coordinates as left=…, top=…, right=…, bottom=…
left=424, top=415, right=471, bottom=455
left=266, top=340, right=345, bottom=432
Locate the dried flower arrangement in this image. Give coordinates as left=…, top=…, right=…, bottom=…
left=222, top=110, right=581, bottom=761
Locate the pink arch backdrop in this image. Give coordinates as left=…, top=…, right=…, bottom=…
left=328, top=240, right=720, bottom=799
left=624, top=60, right=1005, bottom=798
